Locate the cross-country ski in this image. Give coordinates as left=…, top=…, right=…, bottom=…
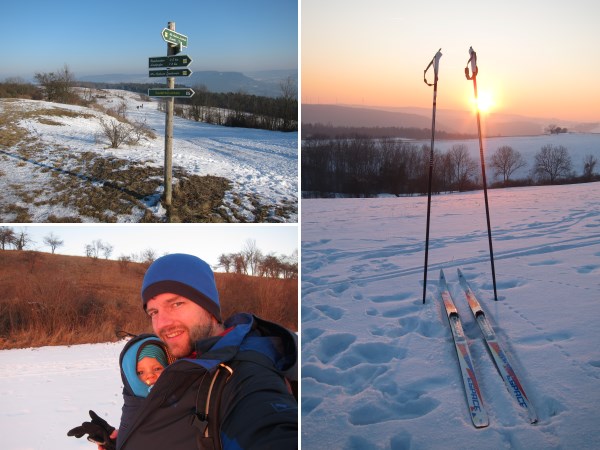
left=439, top=269, right=489, bottom=428
left=457, top=269, right=538, bottom=424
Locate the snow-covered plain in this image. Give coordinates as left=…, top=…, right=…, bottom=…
left=417, top=133, right=600, bottom=181
left=0, top=341, right=124, bottom=450
left=0, top=89, right=297, bottom=222
left=301, top=182, right=600, bottom=449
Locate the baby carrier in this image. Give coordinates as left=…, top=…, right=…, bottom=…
left=116, top=313, right=297, bottom=450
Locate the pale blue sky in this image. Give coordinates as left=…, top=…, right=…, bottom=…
left=15, top=224, right=298, bottom=268
left=2, top=0, right=298, bottom=79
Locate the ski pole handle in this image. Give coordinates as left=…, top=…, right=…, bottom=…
left=424, top=48, right=442, bottom=86
left=465, top=46, right=478, bottom=80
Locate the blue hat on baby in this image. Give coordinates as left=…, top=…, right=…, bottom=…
left=138, top=343, right=168, bottom=368
left=123, top=337, right=168, bottom=397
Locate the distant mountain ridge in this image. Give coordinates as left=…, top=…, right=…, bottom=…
left=302, top=104, right=600, bottom=137
left=78, top=70, right=297, bottom=98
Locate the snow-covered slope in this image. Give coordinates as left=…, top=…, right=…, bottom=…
left=301, top=182, right=600, bottom=449
left=0, top=89, right=297, bottom=222
left=0, top=341, right=123, bottom=450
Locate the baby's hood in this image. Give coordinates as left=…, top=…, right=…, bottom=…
left=119, top=333, right=171, bottom=398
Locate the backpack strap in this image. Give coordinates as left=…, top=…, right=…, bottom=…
left=189, top=363, right=234, bottom=450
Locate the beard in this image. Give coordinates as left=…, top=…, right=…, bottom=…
left=188, top=321, right=218, bottom=345
left=164, top=321, right=219, bottom=359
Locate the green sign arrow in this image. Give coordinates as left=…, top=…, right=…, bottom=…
left=148, top=88, right=195, bottom=98
left=149, top=69, right=193, bottom=78
left=148, top=55, right=192, bottom=68
left=162, top=28, right=188, bottom=47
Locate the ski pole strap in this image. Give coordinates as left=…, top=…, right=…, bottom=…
left=465, top=46, right=478, bottom=80
left=424, top=48, right=442, bottom=86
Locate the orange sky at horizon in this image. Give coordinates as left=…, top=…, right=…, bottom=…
left=302, top=1, right=600, bottom=123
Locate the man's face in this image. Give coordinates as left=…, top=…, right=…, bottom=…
left=146, top=293, right=218, bottom=359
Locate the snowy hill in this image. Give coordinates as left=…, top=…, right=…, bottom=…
left=301, top=182, right=600, bottom=449
left=0, top=89, right=297, bottom=222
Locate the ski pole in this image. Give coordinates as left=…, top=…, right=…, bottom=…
left=465, top=46, right=498, bottom=301
left=422, top=48, right=442, bottom=304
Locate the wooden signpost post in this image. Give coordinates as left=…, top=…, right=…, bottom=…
left=147, top=22, right=194, bottom=218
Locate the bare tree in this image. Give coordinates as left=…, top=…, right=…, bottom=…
left=118, top=254, right=131, bottom=272
left=85, top=239, right=106, bottom=259
left=102, top=243, right=114, bottom=260
left=98, top=117, right=133, bottom=149
left=280, top=250, right=298, bottom=279
left=490, top=146, right=527, bottom=184
left=43, top=232, right=64, bottom=254
left=258, top=253, right=281, bottom=278
left=141, top=248, right=157, bottom=265
left=232, top=252, right=248, bottom=275
left=448, top=144, right=478, bottom=191
left=218, top=253, right=233, bottom=273
left=279, top=76, right=297, bottom=131
left=34, top=64, right=75, bottom=103
left=545, top=124, right=567, bottom=135
left=243, top=239, right=263, bottom=276
left=0, top=226, right=16, bottom=250
left=533, top=145, right=573, bottom=183
left=583, top=154, right=598, bottom=180
left=14, top=229, right=32, bottom=251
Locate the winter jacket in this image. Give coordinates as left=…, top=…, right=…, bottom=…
left=116, top=313, right=298, bottom=450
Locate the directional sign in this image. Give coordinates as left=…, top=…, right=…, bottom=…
left=162, top=28, right=188, bottom=47
left=149, top=68, right=193, bottom=78
left=149, top=55, right=192, bottom=68
left=148, top=88, right=195, bottom=98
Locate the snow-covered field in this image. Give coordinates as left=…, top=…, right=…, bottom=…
left=301, top=182, right=600, bottom=449
left=0, top=341, right=124, bottom=450
left=0, top=89, right=297, bottom=222
left=418, top=133, right=600, bottom=180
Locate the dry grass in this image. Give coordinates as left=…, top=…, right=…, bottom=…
left=1, top=98, right=289, bottom=223
left=0, top=250, right=297, bottom=349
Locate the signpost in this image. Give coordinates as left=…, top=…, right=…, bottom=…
left=148, top=55, right=193, bottom=68
left=147, top=22, right=194, bottom=218
left=148, top=68, right=192, bottom=78
left=161, top=28, right=188, bottom=48
left=148, top=88, right=195, bottom=97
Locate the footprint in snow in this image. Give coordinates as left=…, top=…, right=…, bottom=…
left=315, top=304, right=345, bottom=320
left=333, top=342, right=406, bottom=370
left=315, top=333, right=356, bottom=364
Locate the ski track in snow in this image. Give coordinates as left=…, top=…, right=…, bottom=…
left=301, top=182, right=600, bottom=449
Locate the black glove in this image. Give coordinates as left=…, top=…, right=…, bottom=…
left=67, top=410, right=116, bottom=450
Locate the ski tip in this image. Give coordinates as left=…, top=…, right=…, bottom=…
left=474, top=419, right=489, bottom=429
left=457, top=268, right=464, bottom=277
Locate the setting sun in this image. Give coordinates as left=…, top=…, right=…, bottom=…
left=472, top=90, right=495, bottom=113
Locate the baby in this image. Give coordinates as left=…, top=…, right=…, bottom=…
left=68, top=336, right=171, bottom=449
left=135, top=343, right=168, bottom=389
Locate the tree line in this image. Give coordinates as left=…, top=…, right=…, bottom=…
left=0, top=229, right=297, bottom=279
left=216, top=239, right=297, bottom=279
left=158, top=77, right=297, bottom=132
left=302, top=138, right=599, bottom=197
left=302, top=123, right=476, bottom=140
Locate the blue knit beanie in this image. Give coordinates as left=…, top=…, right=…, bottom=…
left=138, top=343, right=168, bottom=368
left=141, top=253, right=222, bottom=323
